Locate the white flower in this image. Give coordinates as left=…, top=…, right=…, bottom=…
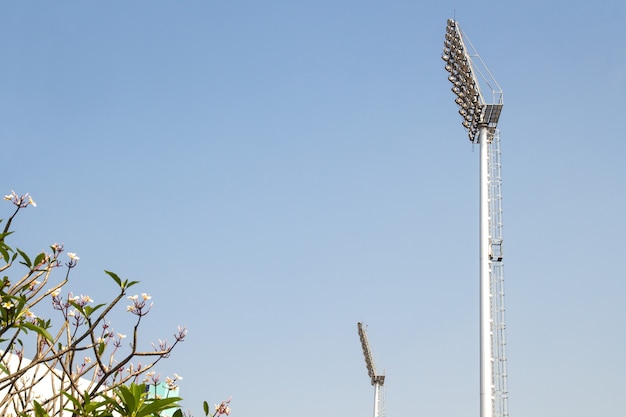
left=67, top=252, right=79, bottom=261
left=2, top=301, right=14, bottom=309
left=174, top=373, right=183, bottom=380
left=141, top=293, right=151, bottom=301
left=28, top=195, right=37, bottom=207
left=51, top=289, right=61, bottom=297
left=117, top=333, right=127, bottom=339
left=127, top=295, right=138, bottom=300
left=3, top=195, right=11, bottom=201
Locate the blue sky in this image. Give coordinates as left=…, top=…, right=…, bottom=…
left=1, top=1, right=625, bottom=417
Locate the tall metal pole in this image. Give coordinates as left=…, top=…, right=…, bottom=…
left=442, top=18, right=506, bottom=417
left=373, top=385, right=380, bottom=417
left=358, top=323, right=386, bottom=417
left=479, top=126, right=493, bottom=417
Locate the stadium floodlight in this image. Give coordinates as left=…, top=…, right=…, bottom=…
left=358, top=323, right=386, bottom=417
left=442, top=18, right=509, bottom=417
left=442, top=18, right=503, bottom=143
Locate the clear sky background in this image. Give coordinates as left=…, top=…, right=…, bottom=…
left=1, top=1, right=625, bottom=417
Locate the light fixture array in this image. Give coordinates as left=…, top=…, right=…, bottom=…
left=442, top=18, right=483, bottom=142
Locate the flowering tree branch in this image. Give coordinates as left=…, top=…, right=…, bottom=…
left=0, top=192, right=188, bottom=417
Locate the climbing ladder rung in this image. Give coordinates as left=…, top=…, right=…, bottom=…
left=488, top=130, right=509, bottom=417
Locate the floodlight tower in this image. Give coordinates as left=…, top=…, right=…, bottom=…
left=357, top=322, right=385, bottom=417
left=442, top=19, right=509, bottom=417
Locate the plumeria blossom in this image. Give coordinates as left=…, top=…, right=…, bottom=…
left=17, top=308, right=38, bottom=323
left=23, top=309, right=36, bottom=319
left=165, top=373, right=183, bottom=390
left=152, top=339, right=168, bottom=352
left=4, top=191, right=37, bottom=208
left=126, top=294, right=153, bottom=316
left=165, top=376, right=177, bottom=390
left=175, top=325, right=188, bottom=342
left=67, top=252, right=80, bottom=269
left=3, top=191, right=18, bottom=204
left=51, top=242, right=63, bottom=258
left=214, top=399, right=232, bottom=416
left=2, top=301, right=14, bottom=309
left=80, top=295, right=94, bottom=304
left=143, top=371, right=160, bottom=385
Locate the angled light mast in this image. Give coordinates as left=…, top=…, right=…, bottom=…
left=442, top=18, right=509, bottom=417
left=358, top=322, right=385, bottom=417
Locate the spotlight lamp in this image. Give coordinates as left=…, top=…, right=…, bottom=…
left=442, top=19, right=502, bottom=142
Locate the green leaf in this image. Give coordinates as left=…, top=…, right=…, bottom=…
left=83, top=303, right=106, bottom=317
left=0, top=231, right=13, bottom=240
left=21, top=321, right=54, bottom=343
left=62, top=390, right=108, bottom=416
left=0, top=246, right=9, bottom=263
left=104, top=270, right=122, bottom=287
left=61, top=391, right=82, bottom=409
left=173, top=409, right=184, bottom=417
left=203, top=400, right=210, bottom=416
left=101, top=383, right=180, bottom=417
left=99, top=394, right=125, bottom=415
left=137, top=397, right=181, bottom=417
left=97, top=341, right=106, bottom=356
left=68, top=300, right=81, bottom=313
left=32, top=400, right=51, bottom=417
left=16, top=248, right=31, bottom=268
left=131, top=382, right=146, bottom=400
left=116, top=384, right=137, bottom=412
left=33, top=252, right=46, bottom=267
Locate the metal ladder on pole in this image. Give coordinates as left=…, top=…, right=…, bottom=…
left=488, top=129, right=509, bottom=417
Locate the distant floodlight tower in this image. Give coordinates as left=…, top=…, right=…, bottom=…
left=442, top=19, right=509, bottom=417
left=357, top=323, right=385, bottom=417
